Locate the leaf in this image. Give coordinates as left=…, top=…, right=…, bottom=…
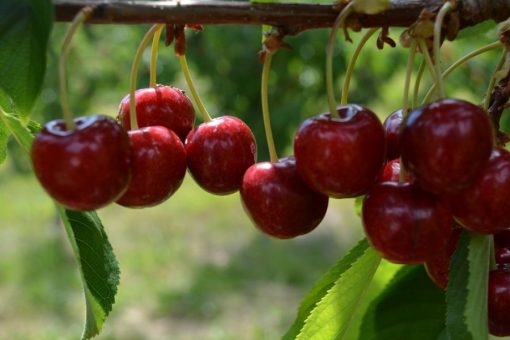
left=283, top=239, right=381, bottom=340
left=57, top=208, right=120, bottom=340
left=1, top=112, right=36, bottom=152
left=446, top=231, right=490, bottom=340
left=354, top=195, right=363, bottom=216
left=0, top=0, right=53, bottom=117
left=359, top=265, right=446, bottom=340
left=456, top=21, right=496, bottom=41
left=0, top=115, right=7, bottom=165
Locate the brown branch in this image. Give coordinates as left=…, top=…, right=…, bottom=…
left=54, top=0, right=510, bottom=35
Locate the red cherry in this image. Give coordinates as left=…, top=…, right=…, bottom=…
left=240, top=157, right=328, bottom=239
left=489, top=269, right=510, bottom=336
left=185, top=116, right=256, bottom=195
left=118, top=85, right=195, bottom=141
left=362, top=182, right=453, bottom=264
left=495, top=230, right=510, bottom=251
left=401, top=98, right=493, bottom=194
left=383, top=109, right=403, bottom=160
left=424, top=227, right=461, bottom=289
left=116, top=126, right=186, bottom=208
left=378, top=158, right=412, bottom=183
left=31, top=115, right=131, bottom=211
left=496, top=248, right=510, bottom=267
left=294, top=105, right=386, bottom=198
left=448, top=148, right=510, bottom=234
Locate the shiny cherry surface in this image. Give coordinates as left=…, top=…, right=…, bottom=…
left=118, top=85, right=195, bottom=141
left=378, top=158, right=412, bottom=183
left=448, top=148, right=510, bottom=234
left=383, top=109, right=403, bottom=160
left=240, top=157, right=328, bottom=239
left=116, top=126, right=186, bottom=208
left=489, top=269, right=510, bottom=336
left=31, top=115, right=131, bottom=211
left=294, top=105, right=385, bottom=198
left=185, top=115, right=256, bottom=195
left=401, top=98, right=493, bottom=194
left=424, top=227, right=461, bottom=289
left=362, top=182, right=452, bottom=264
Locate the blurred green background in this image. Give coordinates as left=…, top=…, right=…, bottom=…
left=0, top=15, right=503, bottom=340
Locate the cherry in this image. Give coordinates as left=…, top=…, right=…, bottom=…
left=116, top=126, right=186, bottom=208
left=447, top=148, right=510, bottom=234
left=185, top=115, right=256, bottom=195
left=383, top=109, right=403, bottom=160
left=378, top=158, right=412, bottom=183
left=294, top=104, right=385, bottom=198
left=495, top=230, right=510, bottom=251
left=496, top=248, right=510, bottom=267
left=31, top=115, right=131, bottom=211
left=401, top=98, right=493, bottom=195
left=117, top=85, right=195, bottom=141
left=424, top=227, right=461, bottom=289
left=489, top=269, right=510, bottom=336
left=362, top=182, right=452, bottom=264
left=240, top=157, right=328, bottom=239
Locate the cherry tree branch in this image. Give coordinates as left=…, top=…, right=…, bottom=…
left=54, top=0, right=510, bottom=35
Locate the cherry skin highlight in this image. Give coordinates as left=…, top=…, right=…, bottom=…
left=31, top=115, right=131, bottom=211
left=383, top=109, right=403, bottom=160
left=294, top=104, right=386, bottom=198
left=401, top=98, right=493, bottom=195
left=448, top=148, right=510, bottom=234
left=116, top=126, right=186, bottom=208
left=362, top=182, right=453, bottom=264
left=240, top=157, right=328, bottom=239
left=118, top=85, right=195, bottom=141
left=378, top=158, right=412, bottom=183
left=424, top=227, right=461, bottom=289
left=185, top=115, right=256, bottom=195
left=489, top=269, right=510, bottom=336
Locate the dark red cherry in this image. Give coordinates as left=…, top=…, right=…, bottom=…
left=116, top=126, right=186, bottom=208
left=496, top=248, right=510, bottom=267
left=118, top=85, right=195, bottom=141
left=448, top=148, right=510, bottom=234
left=185, top=115, right=256, bottom=195
left=378, top=158, right=412, bottom=183
left=401, top=98, right=493, bottom=194
left=31, top=115, right=131, bottom=211
left=362, top=182, right=453, bottom=264
left=294, top=104, right=385, bottom=198
left=489, top=269, right=510, bottom=336
left=383, top=109, right=403, bottom=160
left=495, top=230, right=510, bottom=252
left=240, top=157, right=328, bottom=239
left=424, top=227, right=461, bottom=289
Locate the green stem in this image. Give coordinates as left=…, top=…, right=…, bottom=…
left=59, top=7, right=93, bottom=130
left=412, top=61, right=426, bottom=108
left=433, top=1, right=453, bottom=98
left=149, top=24, right=165, bottom=88
left=417, top=38, right=440, bottom=103
left=178, top=55, right=212, bottom=122
left=261, top=52, right=278, bottom=163
left=326, top=2, right=354, bottom=116
left=340, top=27, right=378, bottom=105
left=402, top=40, right=418, bottom=117
left=423, top=41, right=503, bottom=103
left=129, top=24, right=161, bottom=131
left=484, top=50, right=508, bottom=111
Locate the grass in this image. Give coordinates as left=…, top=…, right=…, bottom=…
left=0, top=160, right=363, bottom=339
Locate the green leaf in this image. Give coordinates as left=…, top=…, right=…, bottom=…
left=456, top=21, right=496, bottom=41
left=57, top=208, right=120, bottom=340
left=359, top=265, right=446, bottom=340
left=0, top=116, right=7, bottom=165
left=284, top=239, right=381, bottom=340
left=446, top=231, right=490, bottom=340
left=354, top=196, right=363, bottom=217
left=1, top=112, right=34, bottom=152
left=0, top=0, right=53, bottom=117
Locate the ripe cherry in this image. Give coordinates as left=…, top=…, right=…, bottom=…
left=489, top=269, right=510, bottom=336
left=401, top=98, right=493, bottom=194
left=118, top=85, right=195, bottom=141
left=116, top=126, right=186, bottom=208
left=240, top=157, right=328, bottom=239
left=294, top=104, right=385, bottom=198
left=424, top=227, right=461, bottom=289
left=362, top=182, right=452, bottom=264
left=378, top=158, right=412, bottom=183
left=495, top=230, right=510, bottom=251
left=31, top=115, right=131, bottom=211
left=448, top=148, right=510, bottom=234
left=185, top=115, right=256, bottom=195
left=383, top=109, right=403, bottom=160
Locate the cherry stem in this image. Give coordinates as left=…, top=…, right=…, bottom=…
left=417, top=39, right=440, bottom=103
left=412, top=61, right=426, bottom=109
left=402, top=40, right=418, bottom=117
left=178, top=54, right=212, bottom=122
left=326, top=2, right=354, bottom=116
left=484, top=50, right=508, bottom=112
left=59, top=7, right=93, bottom=130
left=423, top=41, right=503, bottom=104
left=129, top=24, right=162, bottom=131
left=433, top=1, right=453, bottom=99
left=149, top=24, right=164, bottom=88
left=340, top=27, right=379, bottom=105
left=261, top=52, right=278, bottom=163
